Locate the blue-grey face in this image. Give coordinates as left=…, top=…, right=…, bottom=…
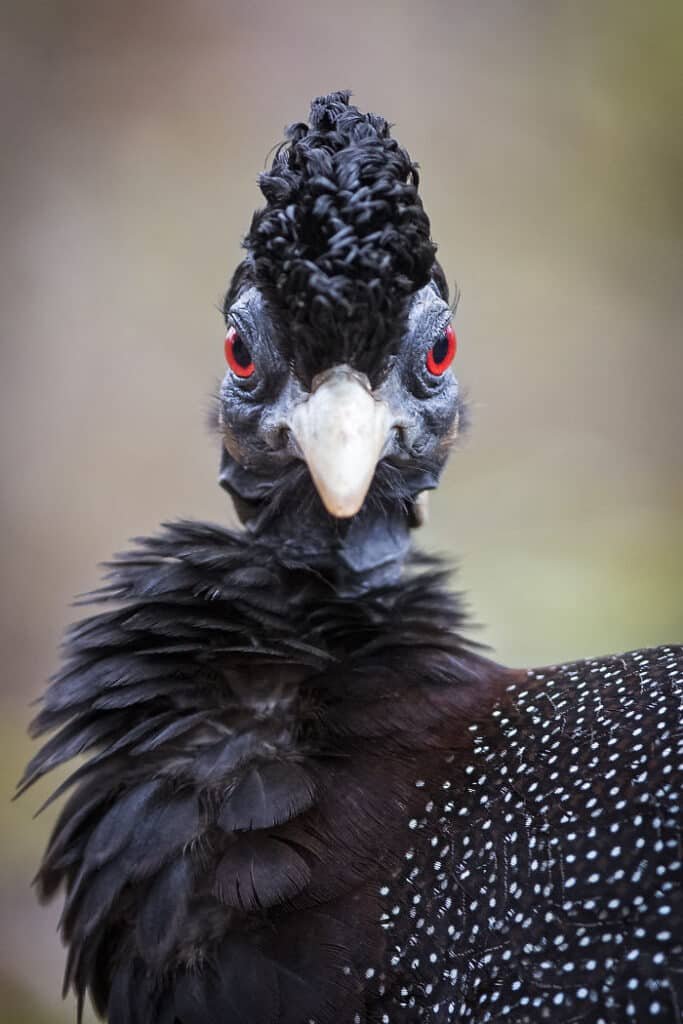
left=218, top=282, right=460, bottom=519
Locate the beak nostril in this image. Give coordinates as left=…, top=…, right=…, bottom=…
left=264, top=424, right=292, bottom=452
left=277, top=426, right=291, bottom=449
left=389, top=416, right=423, bottom=456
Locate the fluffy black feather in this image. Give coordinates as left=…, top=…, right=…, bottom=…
left=22, top=520, right=504, bottom=1024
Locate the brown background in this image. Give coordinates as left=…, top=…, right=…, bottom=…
left=1, top=2, right=681, bottom=1019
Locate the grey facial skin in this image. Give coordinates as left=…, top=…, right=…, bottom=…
left=219, top=284, right=458, bottom=478
left=217, top=282, right=460, bottom=591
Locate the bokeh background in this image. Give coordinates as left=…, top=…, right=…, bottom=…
left=1, top=1, right=682, bottom=1019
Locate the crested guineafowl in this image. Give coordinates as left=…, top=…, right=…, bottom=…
left=20, top=91, right=682, bottom=1024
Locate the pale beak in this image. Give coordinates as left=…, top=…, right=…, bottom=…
left=289, top=365, right=394, bottom=518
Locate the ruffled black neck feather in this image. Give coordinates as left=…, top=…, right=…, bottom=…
left=19, top=521, right=504, bottom=1022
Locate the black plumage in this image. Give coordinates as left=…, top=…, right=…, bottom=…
left=238, top=89, right=438, bottom=384
left=21, top=93, right=682, bottom=1024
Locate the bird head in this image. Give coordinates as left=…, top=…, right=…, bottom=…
left=217, top=92, right=460, bottom=577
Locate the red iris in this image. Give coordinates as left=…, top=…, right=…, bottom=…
left=426, top=324, right=457, bottom=376
left=224, top=326, right=255, bottom=378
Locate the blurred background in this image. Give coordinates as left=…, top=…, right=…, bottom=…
left=1, top=0, right=681, bottom=1019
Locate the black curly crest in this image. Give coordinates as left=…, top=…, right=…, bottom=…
left=237, top=90, right=437, bottom=382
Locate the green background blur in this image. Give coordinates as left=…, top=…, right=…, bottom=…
left=1, top=1, right=681, bottom=1020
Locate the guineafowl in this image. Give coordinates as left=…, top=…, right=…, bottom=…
left=20, top=91, right=682, bottom=1024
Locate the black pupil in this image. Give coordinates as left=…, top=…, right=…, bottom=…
left=431, top=334, right=448, bottom=365
left=232, top=334, right=252, bottom=368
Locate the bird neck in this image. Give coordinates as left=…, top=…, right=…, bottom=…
left=218, top=449, right=415, bottom=595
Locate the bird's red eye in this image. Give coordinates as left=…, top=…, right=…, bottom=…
left=224, top=327, right=255, bottom=378
left=426, top=324, right=457, bottom=376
